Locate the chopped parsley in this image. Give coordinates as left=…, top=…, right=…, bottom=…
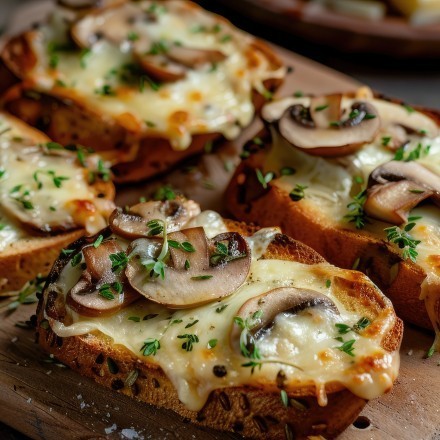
left=168, top=240, right=195, bottom=252
left=153, top=185, right=176, bottom=201
left=335, top=317, right=370, bottom=335
left=109, top=252, right=129, bottom=273
left=314, top=104, right=329, bottom=112
left=289, top=184, right=307, bottom=202
left=256, top=169, right=274, bottom=189
left=141, top=338, right=161, bottom=356
left=93, top=235, right=104, bottom=248
left=216, top=304, right=228, bottom=313
left=9, top=186, right=34, bottom=210
left=191, top=275, right=213, bottom=280
left=394, top=143, right=430, bottom=162
left=344, top=189, right=368, bottom=229
left=185, top=319, right=199, bottom=329
left=335, top=337, right=356, bottom=357
left=177, top=334, right=199, bottom=352
left=384, top=222, right=421, bottom=262
left=33, top=170, right=69, bottom=189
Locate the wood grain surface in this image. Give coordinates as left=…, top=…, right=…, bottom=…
left=0, top=4, right=440, bottom=440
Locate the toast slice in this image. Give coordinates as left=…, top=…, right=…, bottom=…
left=36, top=198, right=402, bottom=439
left=0, top=111, right=115, bottom=293
left=0, top=0, right=285, bottom=183
left=225, top=88, right=440, bottom=341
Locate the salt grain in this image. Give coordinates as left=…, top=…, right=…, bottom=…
left=105, top=423, right=117, bottom=434
left=121, top=428, right=143, bottom=439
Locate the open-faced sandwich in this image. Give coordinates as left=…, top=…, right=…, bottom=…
left=36, top=197, right=402, bottom=439
left=0, top=0, right=285, bottom=182
left=0, top=111, right=115, bottom=293
left=226, top=87, right=440, bottom=349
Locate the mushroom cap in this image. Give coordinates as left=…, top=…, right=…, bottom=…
left=125, top=227, right=251, bottom=308
left=65, top=234, right=140, bottom=317
left=365, top=160, right=440, bottom=224
left=365, top=180, right=433, bottom=224
left=230, top=287, right=339, bottom=353
left=262, top=95, right=381, bottom=157
left=109, top=199, right=201, bottom=239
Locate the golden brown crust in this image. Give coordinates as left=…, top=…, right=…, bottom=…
left=225, top=143, right=433, bottom=330
left=35, top=219, right=402, bottom=439
left=0, top=230, right=84, bottom=293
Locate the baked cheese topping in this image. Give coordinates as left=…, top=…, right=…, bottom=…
left=48, top=211, right=399, bottom=411
left=262, top=94, right=440, bottom=347
left=21, top=0, right=285, bottom=150
left=0, top=113, right=113, bottom=250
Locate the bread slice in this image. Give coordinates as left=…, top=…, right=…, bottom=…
left=35, top=201, right=402, bottom=439
left=225, top=89, right=440, bottom=334
left=0, top=0, right=285, bottom=183
left=0, top=111, right=115, bottom=293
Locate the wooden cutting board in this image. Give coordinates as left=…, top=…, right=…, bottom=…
left=1, top=4, right=440, bottom=440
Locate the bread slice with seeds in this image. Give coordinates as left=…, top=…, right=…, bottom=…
left=36, top=199, right=402, bottom=439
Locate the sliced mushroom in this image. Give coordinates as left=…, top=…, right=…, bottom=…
left=262, top=95, right=381, bottom=157
left=71, top=2, right=227, bottom=82
left=109, top=199, right=201, bottom=239
left=371, top=98, right=439, bottom=139
left=365, top=181, right=433, bottom=224
left=134, top=53, right=187, bottom=83
left=67, top=273, right=140, bottom=317
left=82, top=239, right=120, bottom=281
left=167, top=46, right=226, bottom=68
left=365, top=161, right=440, bottom=224
left=66, top=238, right=140, bottom=317
left=126, top=228, right=251, bottom=308
left=71, top=2, right=151, bottom=48
left=230, top=287, right=339, bottom=352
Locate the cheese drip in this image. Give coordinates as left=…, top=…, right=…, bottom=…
left=49, top=216, right=399, bottom=411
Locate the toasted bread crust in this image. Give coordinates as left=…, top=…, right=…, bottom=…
left=0, top=230, right=84, bottom=293
left=36, top=220, right=402, bottom=439
left=225, top=144, right=433, bottom=329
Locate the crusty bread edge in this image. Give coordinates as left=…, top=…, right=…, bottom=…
left=35, top=220, right=403, bottom=440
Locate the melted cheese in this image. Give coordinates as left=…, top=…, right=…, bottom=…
left=265, top=96, right=440, bottom=346
left=25, top=1, right=285, bottom=150
left=47, top=215, right=399, bottom=411
left=0, top=113, right=112, bottom=244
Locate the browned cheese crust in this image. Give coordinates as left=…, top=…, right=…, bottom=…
left=224, top=126, right=436, bottom=329
left=36, top=220, right=402, bottom=440
left=0, top=4, right=284, bottom=183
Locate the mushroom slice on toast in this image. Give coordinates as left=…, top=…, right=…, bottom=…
left=262, top=94, right=380, bottom=157
left=365, top=161, right=440, bottom=224
left=126, top=227, right=251, bottom=308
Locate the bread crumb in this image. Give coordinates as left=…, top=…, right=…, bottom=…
left=105, top=423, right=117, bottom=434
